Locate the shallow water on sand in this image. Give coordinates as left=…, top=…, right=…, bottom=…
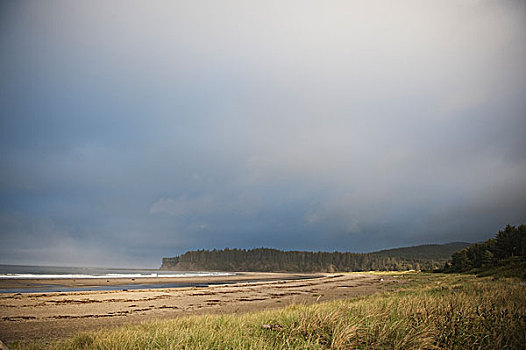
left=0, top=264, right=237, bottom=293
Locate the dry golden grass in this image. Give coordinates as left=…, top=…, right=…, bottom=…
left=10, top=273, right=526, bottom=350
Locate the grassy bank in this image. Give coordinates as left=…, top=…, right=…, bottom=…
left=473, top=259, right=526, bottom=280
left=12, top=273, right=526, bottom=350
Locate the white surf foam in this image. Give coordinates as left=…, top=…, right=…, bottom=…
left=0, top=272, right=236, bottom=279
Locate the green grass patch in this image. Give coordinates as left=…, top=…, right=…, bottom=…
left=475, top=260, right=526, bottom=279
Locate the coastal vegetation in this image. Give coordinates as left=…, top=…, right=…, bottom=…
left=12, top=272, right=526, bottom=350
left=444, top=224, right=526, bottom=279
left=162, top=242, right=468, bottom=272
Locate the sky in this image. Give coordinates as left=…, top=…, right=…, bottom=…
left=1, top=0, right=525, bottom=268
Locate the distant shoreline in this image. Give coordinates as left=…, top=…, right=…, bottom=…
left=0, top=272, right=324, bottom=294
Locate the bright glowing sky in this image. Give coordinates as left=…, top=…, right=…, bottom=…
left=1, top=0, right=525, bottom=267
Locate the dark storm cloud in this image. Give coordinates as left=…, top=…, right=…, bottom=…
left=1, top=0, right=525, bottom=267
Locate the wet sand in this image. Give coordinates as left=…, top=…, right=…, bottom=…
left=0, top=272, right=401, bottom=344
left=0, top=272, right=319, bottom=293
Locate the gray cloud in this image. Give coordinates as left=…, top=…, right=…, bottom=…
left=1, top=0, right=525, bottom=267
left=150, top=196, right=215, bottom=217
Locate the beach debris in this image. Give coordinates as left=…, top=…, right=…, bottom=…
left=0, top=339, right=9, bottom=350
left=261, top=324, right=283, bottom=331
left=2, top=316, right=37, bottom=321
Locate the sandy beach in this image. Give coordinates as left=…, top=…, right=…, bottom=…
left=0, top=272, right=400, bottom=344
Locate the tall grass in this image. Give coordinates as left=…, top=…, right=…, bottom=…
left=11, top=274, right=526, bottom=349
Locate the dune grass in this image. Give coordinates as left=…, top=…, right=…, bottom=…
left=11, top=273, right=526, bottom=350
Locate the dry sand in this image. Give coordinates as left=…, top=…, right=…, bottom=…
left=0, top=272, right=401, bottom=344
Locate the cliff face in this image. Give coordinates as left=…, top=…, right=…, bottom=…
left=160, top=257, right=179, bottom=270
left=160, top=257, right=207, bottom=271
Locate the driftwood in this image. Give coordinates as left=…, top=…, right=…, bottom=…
left=0, top=339, right=10, bottom=350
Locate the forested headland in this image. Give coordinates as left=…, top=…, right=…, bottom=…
left=161, top=242, right=468, bottom=272
left=444, top=224, right=526, bottom=278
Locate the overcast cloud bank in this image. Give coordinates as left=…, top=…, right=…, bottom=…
left=1, top=0, right=525, bottom=267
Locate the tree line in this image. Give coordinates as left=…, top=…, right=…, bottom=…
left=444, top=224, right=526, bottom=273
left=161, top=243, right=465, bottom=272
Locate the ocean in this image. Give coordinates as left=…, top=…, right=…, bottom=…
left=0, top=264, right=234, bottom=279
left=0, top=264, right=236, bottom=293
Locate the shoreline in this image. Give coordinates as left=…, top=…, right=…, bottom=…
left=0, top=272, right=322, bottom=293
